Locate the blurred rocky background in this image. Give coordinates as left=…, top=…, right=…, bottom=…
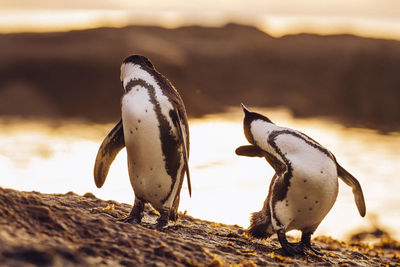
left=1, top=23, right=399, bottom=131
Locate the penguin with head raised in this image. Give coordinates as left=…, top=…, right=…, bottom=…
left=94, top=55, right=191, bottom=228
left=235, top=104, right=366, bottom=255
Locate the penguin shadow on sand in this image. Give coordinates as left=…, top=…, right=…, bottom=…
left=235, top=104, right=366, bottom=256
left=94, top=55, right=191, bottom=231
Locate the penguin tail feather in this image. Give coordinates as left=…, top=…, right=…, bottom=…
left=247, top=210, right=273, bottom=239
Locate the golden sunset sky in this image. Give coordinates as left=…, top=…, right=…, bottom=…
left=0, top=0, right=399, bottom=39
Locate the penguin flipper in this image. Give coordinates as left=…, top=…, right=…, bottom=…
left=236, top=145, right=286, bottom=175
left=94, top=119, right=125, bottom=188
left=337, top=163, right=366, bottom=217
left=235, top=145, right=266, bottom=157
left=172, top=110, right=191, bottom=197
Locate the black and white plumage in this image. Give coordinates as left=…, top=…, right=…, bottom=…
left=94, top=55, right=191, bottom=228
left=235, top=104, right=366, bottom=255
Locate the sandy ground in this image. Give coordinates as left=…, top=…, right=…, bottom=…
left=0, top=186, right=399, bottom=266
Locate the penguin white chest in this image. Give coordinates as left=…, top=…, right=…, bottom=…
left=121, top=85, right=182, bottom=209
left=279, top=172, right=338, bottom=232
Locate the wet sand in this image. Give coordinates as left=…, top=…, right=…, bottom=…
left=0, top=187, right=399, bottom=266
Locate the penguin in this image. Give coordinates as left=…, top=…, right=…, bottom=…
left=235, top=104, right=366, bottom=255
left=94, top=55, right=191, bottom=228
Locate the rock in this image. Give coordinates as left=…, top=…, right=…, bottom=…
left=0, top=186, right=399, bottom=266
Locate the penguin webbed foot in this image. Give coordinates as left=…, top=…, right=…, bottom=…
left=119, top=214, right=141, bottom=224
left=155, top=207, right=170, bottom=230
left=277, top=230, right=323, bottom=256
left=305, top=245, right=323, bottom=256
left=277, top=230, right=302, bottom=255
left=280, top=241, right=306, bottom=256
left=300, top=232, right=323, bottom=256
left=119, top=198, right=144, bottom=224
left=168, top=208, right=179, bottom=222
left=281, top=241, right=322, bottom=256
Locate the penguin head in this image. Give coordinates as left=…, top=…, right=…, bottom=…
left=241, top=103, right=274, bottom=144
left=123, top=55, right=154, bottom=69
left=120, top=55, right=155, bottom=86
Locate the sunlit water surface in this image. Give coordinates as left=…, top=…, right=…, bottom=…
left=1, top=107, right=399, bottom=241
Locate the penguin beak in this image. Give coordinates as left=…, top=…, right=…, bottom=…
left=241, top=103, right=250, bottom=115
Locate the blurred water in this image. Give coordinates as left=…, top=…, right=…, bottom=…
left=1, top=107, right=399, bottom=241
